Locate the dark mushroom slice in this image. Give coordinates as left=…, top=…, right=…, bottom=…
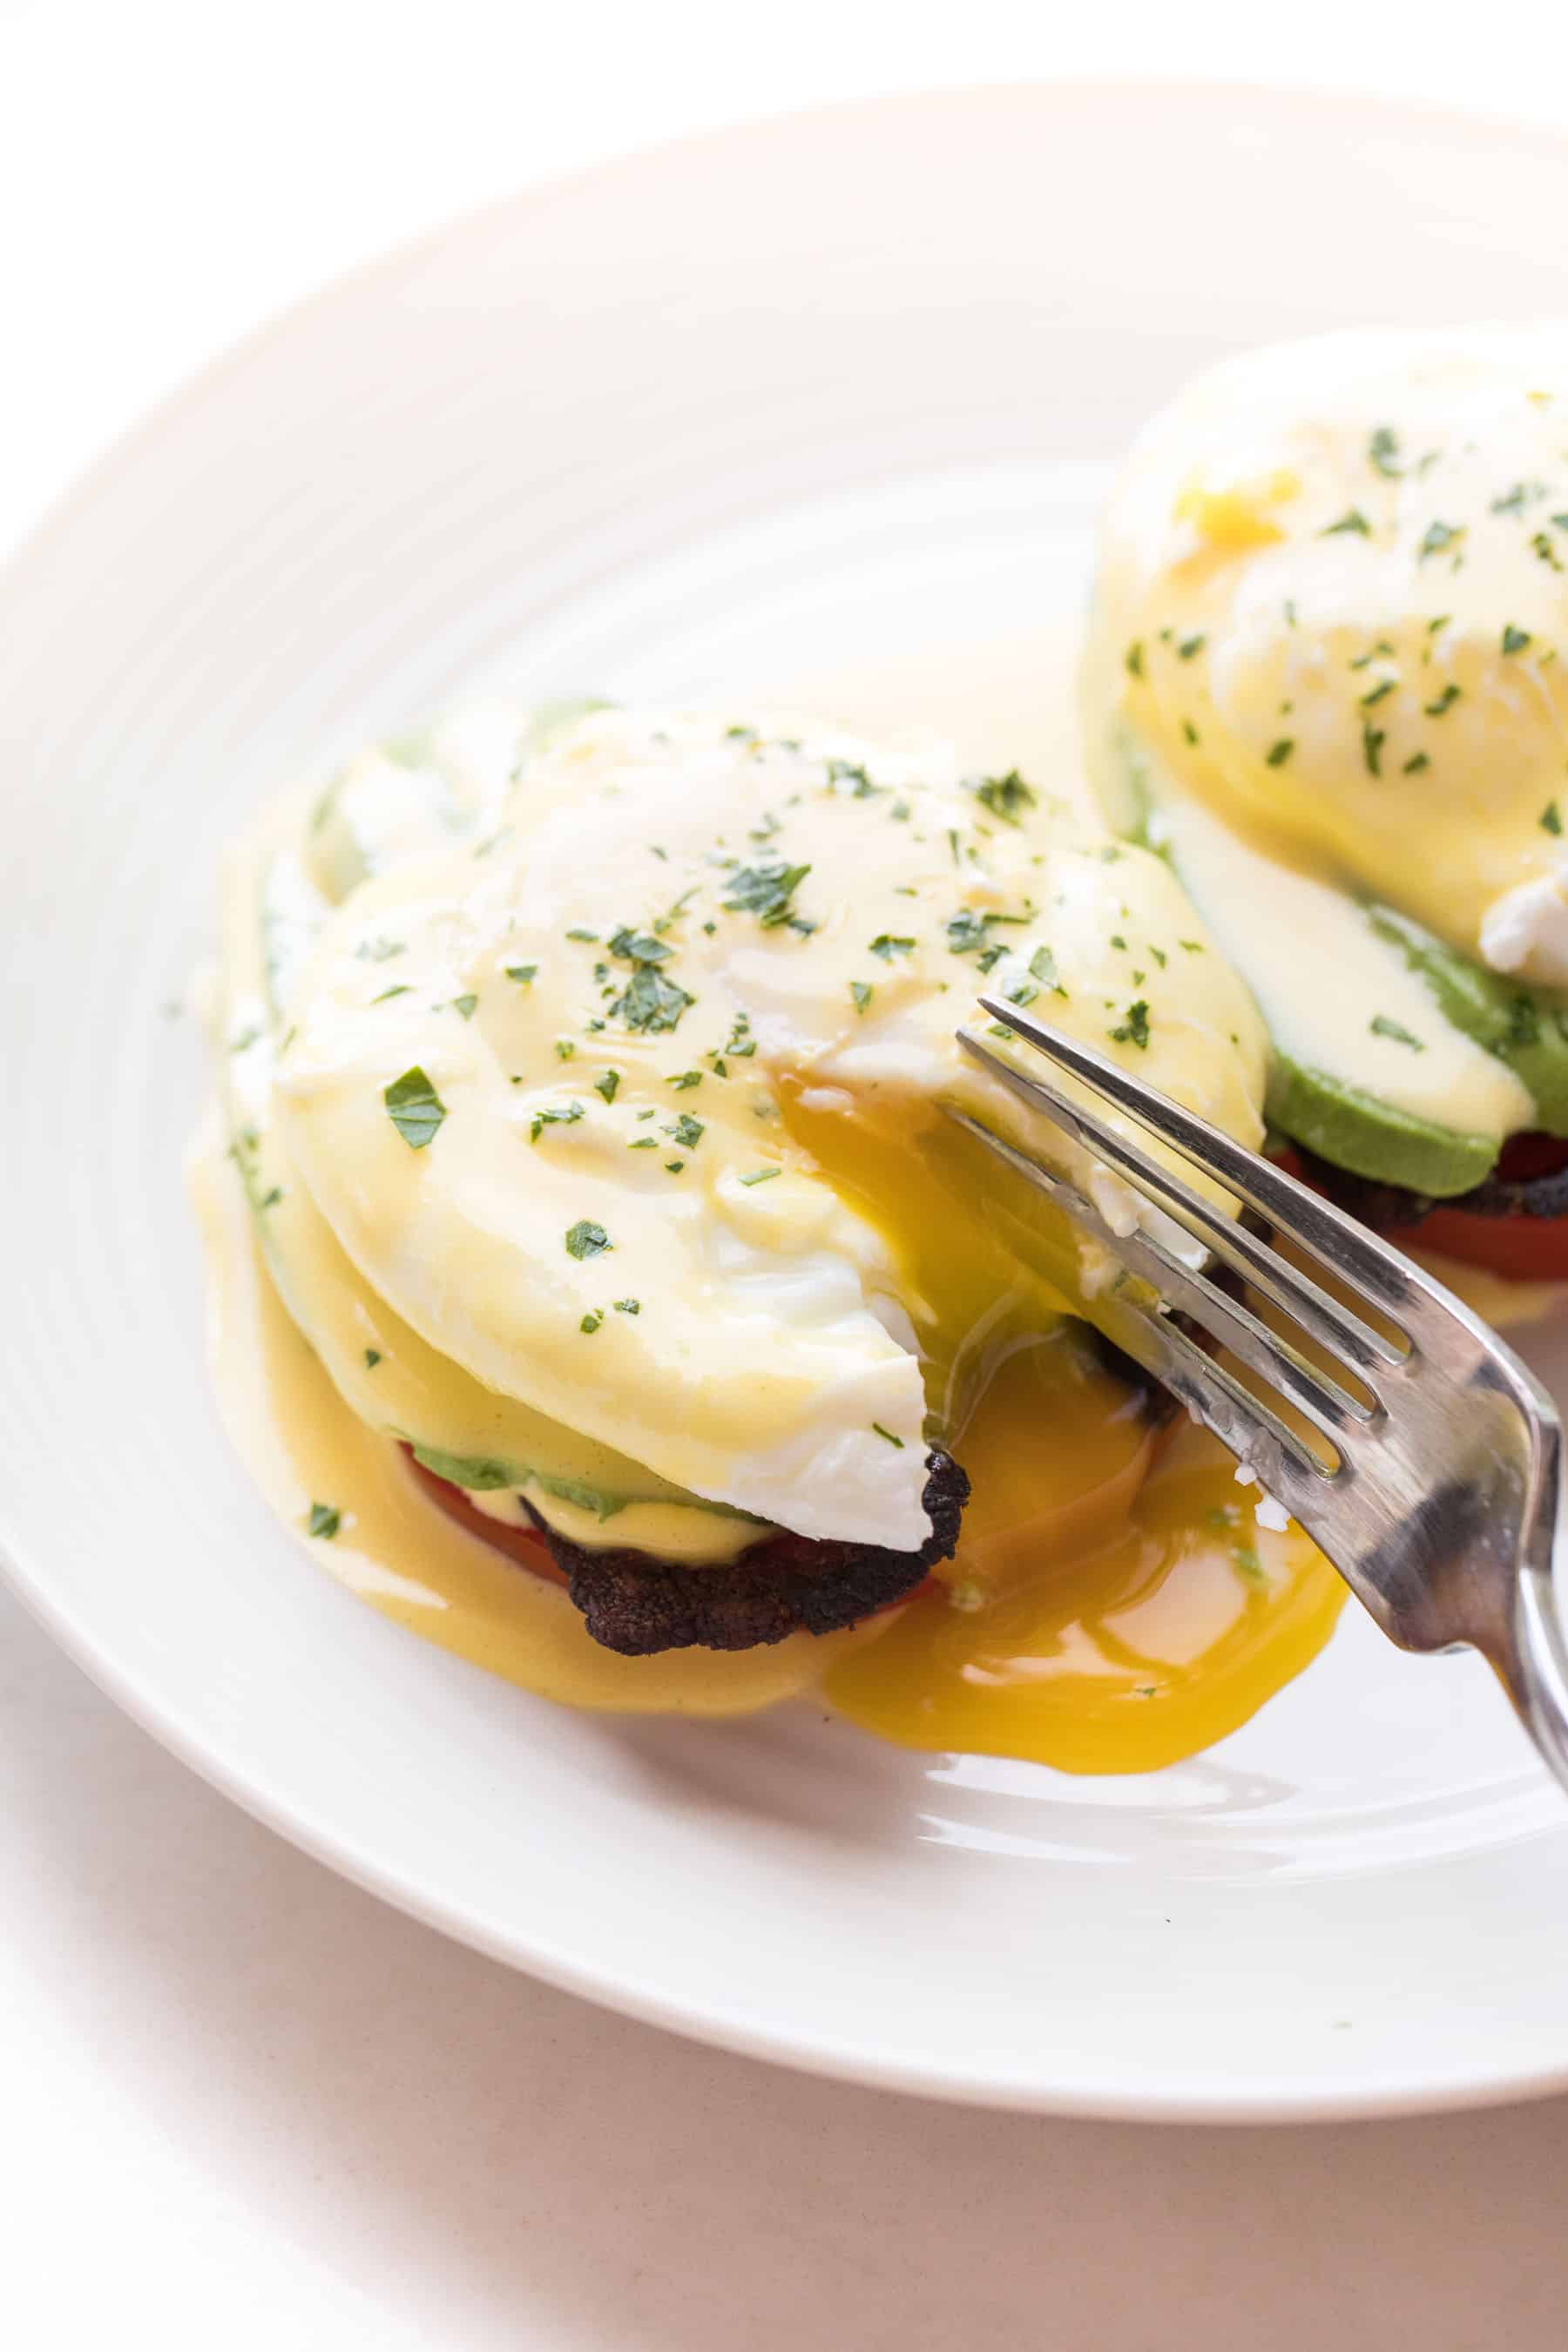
left=525, top=1448, right=970, bottom=1657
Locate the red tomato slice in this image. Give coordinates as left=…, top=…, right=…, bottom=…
left=403, top=1448, right=568, bottom=1586
left=1405, top=1204, right=1568, bottom=1282
left=1276, top=1136, right=1568, bottom=1282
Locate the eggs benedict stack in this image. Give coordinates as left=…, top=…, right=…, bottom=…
left=1082, top=323, right=1568, bottom=1280
left=218, top=700, right=1268, bottom=1657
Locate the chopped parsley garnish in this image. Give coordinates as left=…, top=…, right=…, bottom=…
left=1368, top=424, right=1402, bottom=477
left=554, top=1039, right=575, bottom=1061
left=614, top=963, right=694, bottom=1035
left=307, top=1503, right=341, bottom=1540
left=1181, top=719, right=1200, bottom=747
left=1359, top=679, right=1396, bottom=708
left=1265, top=739, right=1294, bottom=767
left=1543, top=801, right=1565, bottom=836
left=850, top=980, right=873, bottom=1013
left=257, top=1186, right=283, bottom=1211
left=1321, top=509, right=1371, bottom=537
left=580, top=1309, right=604, bottom=1335
left=1233, top=1544, right=1264, bottom=1583
left=670, top=1112, right=704, bottom=1149
left=971, top=770, right=1037, bottom=824
left=363, top=1348, right=382, bottom=1369
left=739, top=1166, right=781, bottom=1186
left=594, top=1070, right=620, bottom=1104
left=1370, top=1013, right=1424, bottom=1051
left=613, top=1297, right=640, bottom=1315
left=1125, top=640, right=1145, bottom=679
left=667, top=1070, right=702, bottom=1090
left=1029, top=944, right=1059, bottom=990
left=372, top=984, right=412, bottom=1004
left=452, top=992, right=477, bottom=1020
left=1402, top=752, right=1431, bottom=774
left=722, top=1013, right=756, bottom=1058
left=1175, top=633, right=1206, bottom=660
left=504, top=963, right=537, bottom=986
left=608, top=926, right=671, bottom=963
left=565, top=927, right=599, bottom=943
left=1362, top=720, right=1386, bottom=777
left=869, top=934, right=916, bottom=961
left=1503, top=623, right=1533, bottom=654
left=1417, top=519, right=1464, bottom=562
left=382, top=1065, right=447, bottom=1150
left=664, top=1160, right=685, bottom=1174
left=871, top=1423, right=905, bottom=1449
left=826, top=757, right=875, bottom=795
left=531, top=1100, right=585, bottom=1143
left=564, top=1220, right=611, bottom=1260
left=1532, top=531, right=1563, bottom=572
left=1112, top=999, right=1151, bottom=1050
left=1423, top=683, right=1462, bottom=716
left=722, top=861, right=811, bottom=927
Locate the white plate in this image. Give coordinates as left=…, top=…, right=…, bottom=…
left=7, top=82, right=1568, bottom=2122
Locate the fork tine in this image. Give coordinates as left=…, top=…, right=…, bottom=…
left=948, top=1110, right=1336, bottom=1524
left=975, top=994, right=1462, bottom=1346
left=946, top=1107, right=1367, bottom=1445
left=957, top=1025, right=1399, bottom=1378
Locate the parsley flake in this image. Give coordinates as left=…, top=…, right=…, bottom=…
left=452, top=992, right=477, bottom=1020
left=1370, top=1013, right=1424, bottom=1051
left=869, top=934, right=916, bottom=962
left=382, top=1066, right=447, bottom=1150
left=739, top=1166, right=781, bottom=1186
left=1503, top=623, right=1533, bottom=655
left=504, top=963, right=538, bottom=986
left=564, top=1220, right=611, bottom=1260
left=363, top=1348, right=382, bottom=1369
left=1112, top=999, right=1151, bottom=1049
left=595, top=1070, right=620, bottom=1105
left=531, top=1100, right=585, bottom=1144
left=1417, top=519, right=1464, bottom=562
left=1321, top=509, right=1371, bottom=537
left=1543, top=801, right=1564, bottom=836
left=850, top=980, right=873, bottom=1013
left=971, top=770, right=1037, bottom=825
left=871, top=1423, right=905, bottom=1449
left=307, top=1503, right=341, bottom=1540
left=1266, top=738, right=1294, bottom=767
left=722, top=862, right=811, bottom=927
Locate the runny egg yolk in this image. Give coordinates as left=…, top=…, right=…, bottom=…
left=825, top=1346, right=1343, bottom=1776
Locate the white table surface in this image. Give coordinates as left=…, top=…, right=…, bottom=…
left=7, top=8, right=1568, bottom=2343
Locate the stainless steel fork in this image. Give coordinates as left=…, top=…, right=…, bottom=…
left=954, top=992, right=1568, bottom=1794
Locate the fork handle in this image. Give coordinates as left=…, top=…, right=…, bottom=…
left=1496, top=1564, right=1568, bottom=1794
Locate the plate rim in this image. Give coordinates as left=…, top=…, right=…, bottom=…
left=7, top=76, right=1568, bottom=2124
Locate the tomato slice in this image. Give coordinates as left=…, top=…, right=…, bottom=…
left=1406, top=1202, right=1568, bottom=1281
left=403, top=1448, right=568, bottom=1586
left=1277, top=1135, right=1568, bottom=1281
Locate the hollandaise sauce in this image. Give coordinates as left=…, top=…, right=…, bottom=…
left=196, top=631, right=1348, bottom=1773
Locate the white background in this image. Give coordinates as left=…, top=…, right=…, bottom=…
left=7, top=5, right=1568, bottom=2345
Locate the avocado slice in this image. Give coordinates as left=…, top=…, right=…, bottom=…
left=1095, top=728, right=1536, bottom=1199
left=1363, top=902, right=1568, bottom=1139
left=1264, top=1058, right=1497, bottom=1197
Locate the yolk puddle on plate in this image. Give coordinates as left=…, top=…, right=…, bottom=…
left=822, top=1350, right=1345, bottom=1774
